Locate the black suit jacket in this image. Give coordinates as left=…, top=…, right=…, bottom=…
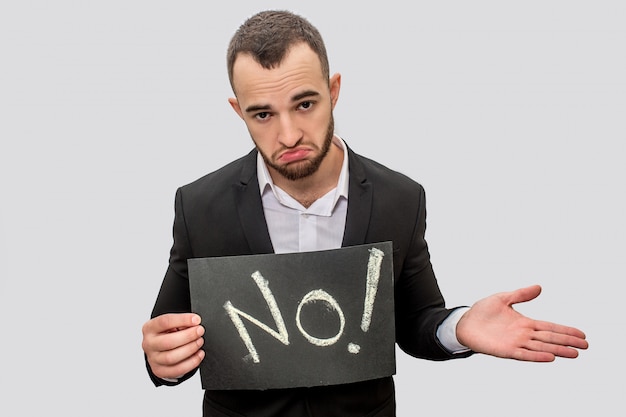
left=148, top=145, right=471, bottom=416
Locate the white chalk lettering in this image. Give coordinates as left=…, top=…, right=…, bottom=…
left=361, top=248, right=384, bottom=332
left=347, top=342, right=361, bottom=354
left=223, top=271, right=289, bottom=363
left=222, top=245, right=386, bottom=363
left=296, top=289, right=345, bottom=347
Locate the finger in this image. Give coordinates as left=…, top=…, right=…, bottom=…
left=150, top=324, right=205, bottom=353
left=523, top=339, right=582, bottom=359
left=144, top=313, right=202, bottom=335
left=532, top=329, right=589, bottom=351
left=153, top=335, right=205, bottom=368
left=510, top=347, right=556, bottom=362
left=142, top=322, right=205, bottom=359
left=533, top=320, right=588, bottom=341
left=150, top=343, right=206, bottom=379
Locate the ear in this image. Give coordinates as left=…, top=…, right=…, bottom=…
left=228, top=97, right=244, bottom=119
left=329, top=73, right=341, bottom=110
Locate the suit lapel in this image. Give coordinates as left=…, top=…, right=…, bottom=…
left=234, top=150, right=275, bottom=254
left=233, top=147, right=373, bottom=252
left=342, top=148, right=373, bottom=247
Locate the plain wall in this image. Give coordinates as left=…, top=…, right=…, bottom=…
left=1, top=1, right=624, bottom=415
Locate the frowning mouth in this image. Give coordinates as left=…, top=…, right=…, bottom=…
left=278, top=148, right=311, bottom=163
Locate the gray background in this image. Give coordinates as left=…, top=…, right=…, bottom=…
left=1, top=1, right=623, bottom=415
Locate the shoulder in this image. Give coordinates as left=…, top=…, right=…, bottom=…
left=348, top=148, right=425, bottom=195
left=178, top=149, right=257, bottom=198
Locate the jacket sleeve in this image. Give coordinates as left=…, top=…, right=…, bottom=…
left=146, top=187, right=198, bottom=386
left=393, top=185, right=473, bottom=360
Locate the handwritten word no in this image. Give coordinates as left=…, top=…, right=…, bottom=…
left=223, top=248, right=385, bottom=363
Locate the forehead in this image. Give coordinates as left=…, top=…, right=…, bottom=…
left=231, top=43, right=327, bottom=100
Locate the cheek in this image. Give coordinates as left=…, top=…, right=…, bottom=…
left=245, top=123, right=275, bottom=148
left=303, top=110, right=331, bottom=132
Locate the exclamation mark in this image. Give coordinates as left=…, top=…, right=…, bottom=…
left=361, top=247, right=384, bottom=332
left=348, top=247, right=385, bottom=354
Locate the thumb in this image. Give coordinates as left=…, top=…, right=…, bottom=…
left=506, top=284, right=542, bottom=306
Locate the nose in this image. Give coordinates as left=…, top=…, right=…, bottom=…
left=277, top=114, right=302, bottom=148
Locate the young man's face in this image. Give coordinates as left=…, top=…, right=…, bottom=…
left=228, top=42, right=341, bottom=182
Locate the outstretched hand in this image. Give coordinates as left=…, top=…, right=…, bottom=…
left=456, top=285, right=588, bottom=362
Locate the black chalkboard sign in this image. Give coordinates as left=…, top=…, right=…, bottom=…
left=188, top=242, right=396, bottom=390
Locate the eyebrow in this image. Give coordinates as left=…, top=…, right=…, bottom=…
left=292, top=90, right=320, bottom=102
left=244, top=90, right=321, bottom=114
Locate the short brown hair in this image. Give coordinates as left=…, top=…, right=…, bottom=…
left=226, top=10, right=330, bottom=92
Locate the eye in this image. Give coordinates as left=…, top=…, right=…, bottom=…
left=298, top=101, right=313, bottom=111
left=255, top=112, right=270, bottom=120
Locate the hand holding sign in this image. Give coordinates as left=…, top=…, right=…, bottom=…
left=142, top=313, right=205, bottom=380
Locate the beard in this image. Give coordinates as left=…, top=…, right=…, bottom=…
left=258, top=114, right=335, bottom=182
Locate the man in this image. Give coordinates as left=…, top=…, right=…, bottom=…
left=142, top=10, right=588, bottom=416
